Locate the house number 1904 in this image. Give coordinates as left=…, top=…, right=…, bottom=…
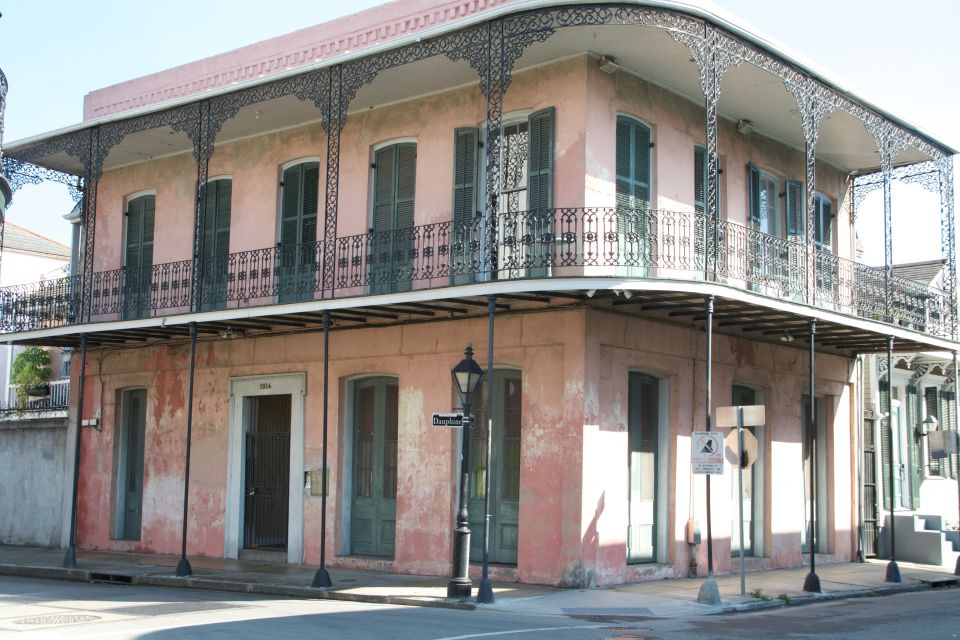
left=259, top=383, right=272, bottom=390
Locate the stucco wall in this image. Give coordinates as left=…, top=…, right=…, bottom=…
left=68, top=305, right=858, bottom=585
left=0, top=418, right=67, bottom=546
left=71, top=309, right=587, bottom=583
left=90, top=54, right=851, bottom=291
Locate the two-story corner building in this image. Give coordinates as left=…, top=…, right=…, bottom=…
left=0, top=0, right=956, bottom=588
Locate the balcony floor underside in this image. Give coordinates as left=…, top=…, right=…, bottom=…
left=6, top=278, right=954, bottom=357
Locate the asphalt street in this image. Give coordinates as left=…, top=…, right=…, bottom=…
left=0, top=575, right=957, bottom=639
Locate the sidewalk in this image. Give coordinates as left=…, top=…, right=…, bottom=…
left=0, top=545, right=956, bottom=617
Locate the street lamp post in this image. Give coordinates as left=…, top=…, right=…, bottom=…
left=448, top=344, right=484, bottom=599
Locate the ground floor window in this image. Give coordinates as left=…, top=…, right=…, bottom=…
left=628, top=372, right=659, bottom=563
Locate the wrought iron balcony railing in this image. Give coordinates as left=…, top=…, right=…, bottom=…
left=0, top=208, right=951, bottom=339
left=0, top=379, right=70, bottom=418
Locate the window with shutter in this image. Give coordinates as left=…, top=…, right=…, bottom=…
left=925, top=386, right=942, bottom=477
left=813, top=194, right=833, bottom=251
left=694, top=146, right=706, bottom=215
left=907, top=386, right=921, bottom=506
left=124, top=194, right=155, bottom=320
left=200, top=179, right=232, bottom=311
left=879, top=380, right=892, bottom=510
left=615, top=116, right=652, bottom=267
left=278, top=162, right=319, bottom=303
left=785, top=180, right=804, bottom=237
left=526, top=108, right=555, bottom=278
left=370, top=143, right=417, bottom=294
left=451, top=127, right=479, bottom=285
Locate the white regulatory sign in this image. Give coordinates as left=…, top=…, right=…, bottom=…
left=692, top=431, right=724, bottom=475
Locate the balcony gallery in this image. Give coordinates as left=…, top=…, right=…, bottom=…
left=1, top=2, right=955, bottom=357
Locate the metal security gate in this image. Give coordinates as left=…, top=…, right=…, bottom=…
left=244, top=395, right=291, bottom=550
left=863, top=417, right=878, bottom=556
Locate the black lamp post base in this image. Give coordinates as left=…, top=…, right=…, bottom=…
left=447, top=578, right=472, bottom=599
left=955, top=554, right=960, bottom=576
left=312, top=568, right=333, bottom=588
left=175, top=557, right=193, bottom=577
left=477, top=577, right=494, bottom=604
left=802, top=571, right=821, bottom=593
left=885, top=559, right=901, bottom=583
left=63, top=548, right=76, bottom=569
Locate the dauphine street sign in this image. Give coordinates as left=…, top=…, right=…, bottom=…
left=432, top=413, right=464, bottom=428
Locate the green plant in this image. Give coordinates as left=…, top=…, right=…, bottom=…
left=776, top=593, right=791, bottom=604
left=11, top=346, right=52, bottom=407
left=749, top=588, right=771, bottom=601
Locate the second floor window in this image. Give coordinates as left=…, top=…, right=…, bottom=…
left=813, top=193, right=833, bottom=252
left=616, top=116, right=651, bottom=211
left=279, top=162, right=319, bottom=303
left=200, top=178, right=232, bottom=310
left=124, top=194, right=155, bottom=320
left=371, top=142, right=417, bottom=294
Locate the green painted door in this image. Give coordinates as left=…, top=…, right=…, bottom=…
left=469, top=370, right=522, bottom=565
left=628, top=372, right=658, bottom=563
left=123, top=195, right=155, bottom=320
left=350, top=378, right=398, bottom=557
left=119, top=388, right=147, bottom=540
left=279, top=162, right=319, bottom=303
left=371, top=143, right=416, bottom=294
left=200, top=179, right=232, bottom=311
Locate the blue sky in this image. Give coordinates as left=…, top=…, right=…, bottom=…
left=2, top=0, right=957, bottom=265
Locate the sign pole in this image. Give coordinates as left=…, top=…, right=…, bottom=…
left=737, top=406, right=746, bottom=596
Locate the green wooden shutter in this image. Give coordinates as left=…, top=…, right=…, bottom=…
left=453, top=127, right=478, bottom=227
left=395, top=143, right=416, bottom=231
left=879, top=380, right=892, bottom=510
left=373, top=146, right=395, bottom=236
left=785, top=179, right=804, bottom=237
left=302, top=164, right=319, bottom=249
left=815, top=195, right=833, bottom=250
left=694, top=146, right=706, bottom=215
left=141, top=196, right=155, bottom=274
left=944, top=390, right=957, bottom=479
left=615, top=116, right=651, bottom=210
left=748, top=163, right=761, bottom=227
left=281, top=165, right=303, bottom=247
left=907, top=385, right=920, bottom=507
left=125, top=201, right=142, bottom=273
left=527, top=107, right=554, bottom=213
left=925, top=386, right=941, bottom=476
left=215, top=180, right=232, bottom=258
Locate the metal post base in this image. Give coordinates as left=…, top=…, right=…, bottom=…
left=476, top=577, right=494, bottom=604
left=955, top=554, right=960, bottom=577
left=63, top=548, right=76, bottom=569
left=885, top=559, right=901, bottom=583
left=447, top=578, right=472, bottom=599
left=696, top=576, right=720, bottom=605
left=802, top=571, right=821, bottom=593
left=312, top=568, right=333, bottom=588
left=175, top=557, right=193, bottom=577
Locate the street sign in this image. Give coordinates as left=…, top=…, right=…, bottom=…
left=432, top=412, right=464, bottom=428
left=715, top=405, right=765, bottom=428
left=692, top=431, right=724, bottom=475
left=725, top=428, right=759, bottom=468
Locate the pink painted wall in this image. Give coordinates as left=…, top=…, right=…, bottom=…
left=71, top=309, right=588, bottom=584
left=70, top=305, right=857, bottom=586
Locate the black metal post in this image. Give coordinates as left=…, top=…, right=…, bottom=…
left=885, top=335, right=901, bottom=583
left=803, top=319, right=821, bottom=592
left=312, top=311, right=334, bottom=588
left=697, top=295, right=719, bottom=604
left=176, top=323, right=198, bottom=577
left=705, top=295, right=714, bottom=577
left=448, top=347, right=476, bottom=599
left=64, top=333, right=88, bottom=568
left=477, top=296, right=496, bottom=603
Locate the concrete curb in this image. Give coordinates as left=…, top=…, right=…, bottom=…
left=0, top=564, right=476, bottom=611
left=720, top=582, right=933, bottom=614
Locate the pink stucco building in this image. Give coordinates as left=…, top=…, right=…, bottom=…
left=2, top=0, right=957, bottom=591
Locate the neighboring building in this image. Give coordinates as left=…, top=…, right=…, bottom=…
left=0, top=66, right=73, bottom=548
left=0, top=0, right=956, bottom=587
left=860, top=260, right=959, bottom=567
